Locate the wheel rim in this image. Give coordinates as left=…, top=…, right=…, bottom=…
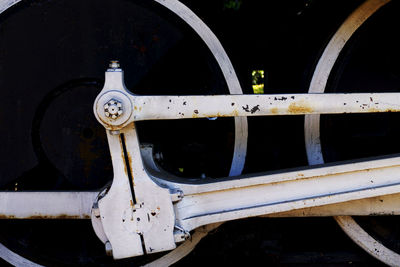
left=0, top=0, right=247, bottom=265
left=304, top=0, right=400, bottom=265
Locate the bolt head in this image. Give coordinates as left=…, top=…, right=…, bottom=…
left=104, top=99, right=123, bottom=120
left=109, top=60, right=120, bottom=69
left=105, top=241, right=113, bottom=256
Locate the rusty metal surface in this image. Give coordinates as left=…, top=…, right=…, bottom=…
left=0, top=192, right=97, bottom=219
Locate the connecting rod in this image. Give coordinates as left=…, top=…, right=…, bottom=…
left=94, top=67, right=400, bottom=131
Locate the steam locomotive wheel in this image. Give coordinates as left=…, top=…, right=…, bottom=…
left=0, top=0, right=247, bottom=265
left=305, top=0, right=400, bottom=265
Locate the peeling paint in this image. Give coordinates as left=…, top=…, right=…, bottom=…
left=250, top=105, right=260, bottom=114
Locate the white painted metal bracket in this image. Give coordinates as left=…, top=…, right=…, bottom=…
left=96, top=126, right=177, bottom=258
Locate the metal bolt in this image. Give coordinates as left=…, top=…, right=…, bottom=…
left=105, top=241, right=113, bottom=256
left=110, top=130, right=120, bottom=135
left=104, top=99, right=123, bottom=120
left=109, top=60, right=120, bottom=69
left=92, top=202, right=100, bottom=218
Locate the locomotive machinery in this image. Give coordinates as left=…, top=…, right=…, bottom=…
left=1, top=0, right=400, bottom=266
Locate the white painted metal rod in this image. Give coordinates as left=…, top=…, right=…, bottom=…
left=175, top=162, right=400, bottom=230
left=131, top=93, right=400, bottom=121
left=264, top=193, right=400, bottom=217
left=179, top=183, right=400, bottom=231
left=0, top=192, right=98, bottom=219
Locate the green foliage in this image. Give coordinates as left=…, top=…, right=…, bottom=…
left=252, top=70, right=264, bottom=94
left=223, top=0, right=242, bottom=11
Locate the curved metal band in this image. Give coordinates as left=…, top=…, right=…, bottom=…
left=303, top=0, right=400, bottom=265
left=153, top=0, right=248, bottom=177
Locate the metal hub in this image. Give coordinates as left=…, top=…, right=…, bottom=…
left=104, top=99, right=123, bottom=119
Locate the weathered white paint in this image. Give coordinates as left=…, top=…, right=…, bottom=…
left=174, top=159, right=400, bottom=231
left=142, top=223, right=222, bottom=267
left=305, top=0, right=390, bottom=167
left=95, top=76, right=400, bottom=126
left=97, top=126, right=177, bottom=259
left=155, top=155, right=400, bottom=195
left=336, top=216, right=400, bottom=267
left=97, top=129, right=145, bottom=258
left=0, top=1, right=398, bottom=264
left=264, top=193, right=400, bottom=217
left=91, top=63, right=400, bottom=258
left=90, top=69, right=400, bottom=257
left=0, top=243, right=43, bottom=267
left=0, top=0, right=245, bottom=265
left=126, top=93, right=400, bottom=121
left=0, top=191, right=96, bottom=219
left=303, top=0, right=398, bottom=265
left=93, top=118, right=400, bottom=257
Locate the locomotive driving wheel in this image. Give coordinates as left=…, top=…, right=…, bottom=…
left=305, top=0, right=400, bottom=265
left=0, top=0, right=247, bottom=265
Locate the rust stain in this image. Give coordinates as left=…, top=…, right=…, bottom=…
left=120, top=139, right=129, bottom=177
left=127, top=152, right=133, bottom=174
left=127, top=151, right=136, bottom=184
left=192, top=109, right=238, bottom=118
left=103, top=123, right=123, bottom=131
left=27, top=214, right=91, bottom=219
left=0, top=214, right=90, bottom=219
left=368, top=107, right=380, bottom=112
left=130, top=199, right=134, bottom=207
left=210, top=110, right=239, bottom=118
left=270, top=107, right=278, bottom=114
left=288, top=102, right=313, bottom=114
left=384, top=109, right=400, bottom=113
left=0, top=215, right=15, bottom=219
left=126, top=151, right=138, bottom=202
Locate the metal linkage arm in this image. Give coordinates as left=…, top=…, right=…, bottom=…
left=171, top=157, right=400, bottom=231
left=90, top=66, right=400, bottom=259
left=95, top=119, right=400, bottom=259
left=94, top=126, right=177, bottom=259
left=130, top=93, right=400, bottom=121
left=93, top=66, right=400, bottom=131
